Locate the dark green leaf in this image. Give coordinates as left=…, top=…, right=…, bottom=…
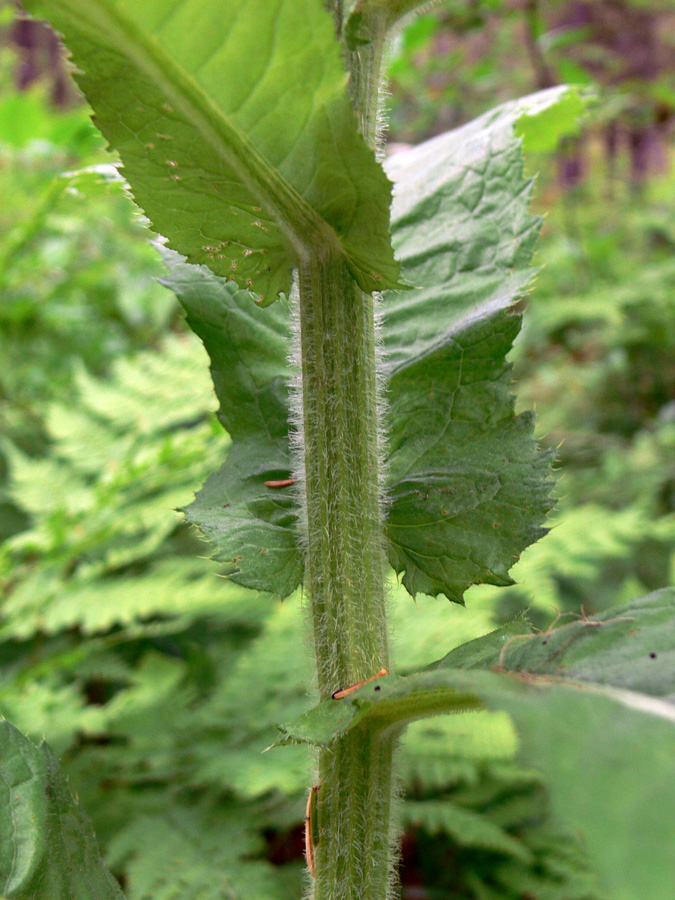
left=161, top=91, right=580, bottom=598
left=403, top=800, right=534, bottom=863
left=0, top=720, right=124, bottom=899
left=380, top=89, right=576, bottom=600
left=183, top=439, right=301, bottom=596
left=160, top=251, right=302, bottom=596
left=25, top=0, right=400, bottom=304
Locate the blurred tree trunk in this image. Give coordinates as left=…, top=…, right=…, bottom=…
left=7, top=6, right=77, bottom=105
left=556, top=0, right=675, bottom=188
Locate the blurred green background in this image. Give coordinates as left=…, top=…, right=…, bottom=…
left=1, top=1, right=674, bottom=898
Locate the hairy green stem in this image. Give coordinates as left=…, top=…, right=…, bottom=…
left=345, top=9, right=390, bottom=149
left=299, top=252, right=388, bottom=699
left=299, top=245, right=395, bottom=900
left=297, top=8, right=398, bottom=900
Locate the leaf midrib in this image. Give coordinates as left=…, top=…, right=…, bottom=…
left=51, top=0, right=337, bottom=257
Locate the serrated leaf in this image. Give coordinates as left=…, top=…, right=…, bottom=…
left=161, top=92, right=575, bottom=599
left=276, top=589, right=675, bottom=900
left=25, top=0, right=400, bottom=305
left=161, top=250, right=302, bottom=596
left=0, top=720, right=124, bottom=899
left=278, top=589, right=675, bottom=741
left=379, top=88, right=581, bottom=601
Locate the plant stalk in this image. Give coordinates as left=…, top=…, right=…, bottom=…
left=297, top=8, right=397, bottom=900
left=298, top=238, right=396, bottom=900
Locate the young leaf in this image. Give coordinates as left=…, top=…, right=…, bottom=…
left=24, top=0, right=400, bottom=305
left=380, top=88, right=577, bottom=601
left=515, top=85, right=587, bottom=153
left=0, top=720, right=124, bottom=899
left=160, top=251, right=302, bottom=596
left=276, top=589, right=675, bottom=900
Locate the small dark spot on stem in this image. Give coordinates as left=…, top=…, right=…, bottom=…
left=650, top=652, right=657, bottom=659
left=374, top=685, right=381, bottom=691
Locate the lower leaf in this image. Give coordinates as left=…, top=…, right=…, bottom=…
left=0, top=720, right=124, bottom=899
left=276, top=589, right=675, bottom=900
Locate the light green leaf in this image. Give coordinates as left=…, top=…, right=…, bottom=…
left=105, top=802, right=285, bottom=900
left=276, top=590, right=675, bottom=900
left=0, top=720, right=124, bottom=899
left=495, top=680, right=675, bottom=900
left=160, top=251, right=302, bottom=596
left=515, top=85, right=588, bottom=153
left=25, top=0, right=400, bottom=305
left=380, top=89, right=575, bottom=600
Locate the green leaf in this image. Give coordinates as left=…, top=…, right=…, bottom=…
left=497, top=588, right=675, bottom=696
left=276, top=590, right=675, bottom=900
left=160, top=251, right=302, bottom=596
left=279, top=589, right=675, bottom=740
left=380, top=89, right=572, bottom=600
left=24, top=0, right=400, bottom=305
left=495, top=680, right=675, bottom=900
left=427, top=613, right=533, bottom=671
left=403, top=800, right=533, bottom=863
left=105, top=801, right=286, bottom=900
left=514, top=85, right=588, bottom=153
left=160, top=91, right=575, bottom=599
left=0, top=720, right=124, bottom=899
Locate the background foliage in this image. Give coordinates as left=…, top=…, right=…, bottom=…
left=1, top=1, right=675, bottom=898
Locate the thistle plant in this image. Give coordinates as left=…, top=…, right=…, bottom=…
left=3, top=3, right=675, bottom=900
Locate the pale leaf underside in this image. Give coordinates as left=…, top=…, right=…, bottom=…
left=26, top=0, right=400, bottom=305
